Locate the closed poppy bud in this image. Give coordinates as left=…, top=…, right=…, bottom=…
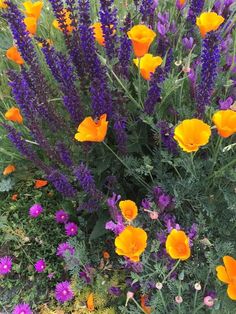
left=127, top=25, right=156, bottom=58
left=34, top=179, right=48, bottom=188
left=115, top=226, right=147, bottom=262
left=3, top=164, right=16, bottom=176
left=74, top=114, right=108, bottom=142
left=212, top=110, right=236, bottom=138
left=174, top=119, right=211, bottom=153
left=133, top=53, right=163, bottom=80
left=87, top=293, right=95, bottom=311
left=196, top=12, right=225, bottom=38
left=119, top=200, right=138, bottom=222
left=24, top=17, right=37, bottom=35
left=5, top=107, right=23, bottom=124
left=52, top=9, right=74, bottom=33
left=103, top=251, right=110, bottom=259
left=166, top=229, right=191, bottom=260
left=11, top=193, right=18, bottom=201
left=216, top=255, right=236, bottom=300
left=6, top=46, right=24, bottom=65
left=23, top=1, right=43, bottom=20
left=0, top=0, right=7, bottom=9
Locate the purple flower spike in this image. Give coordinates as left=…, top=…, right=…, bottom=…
left=55, top=210, right=69, bottom=224
left=219, top=97, right=234, bottom=110
left=182, top=37, right=194, bottom=50
left=55, top=281, right=74, bottom=303
left=12, top=303, right=32, bottom=314
left=65, top=222, right=78, bottom=237
left=29, top=204, right=43, bottom=218
left=0, top=256, right=12, bottom=275
left=34, top=259, right=46, bottom=273
left=57, top=242, right=75, bottom=257
left=109, top=286, right=122, bottom=296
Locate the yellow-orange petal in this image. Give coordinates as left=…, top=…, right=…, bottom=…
left=119, top=200, right=138, bottom=221
left=223, top=256, right=236, bottom=279
left=212, top=110, right=236, bottom=138
left=216, top=265, right=230, bottom=284
left=87, top=293, right=95, bottom=311
left=166, top=229, right=191, bottom=260
left=23, top=1, right=43, bottom=20
left=24, top=17, right=37, bottom=35
left=6, top=46, right=24, bottom=65
left=196, top=12, right=225, bottom=38
left=34, top=179, right=48, bottom=188
left=133, top=54, right=163, bottom=80
left=227, top=284, right=236, bottom=300
left=0, top=0, right=7, bottom=9
left=3, top=164, right=16, bottom=176
left=5, top=107, right=23, bottom=124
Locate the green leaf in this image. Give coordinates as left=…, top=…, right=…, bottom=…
left=89, top=215, right=109, bottom=240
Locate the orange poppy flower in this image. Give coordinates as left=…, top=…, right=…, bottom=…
left=52, top=9, right=74, bottom=33
left=140, top=295, right=152, bottom=314
left=0, top=0, right=7, bottom=9
left=6, top=46, right=24, bottom=65
left=74, top=114, right=108, bottom=142
left=196, top=12, right=225, bottom=38
left=3, top=164, right=16, bottom=176
left=103, top=251, right=110, bottom=259
left=174, top=119, right=211, bottom=153
left=127, top=25, right=156, bottom=58
left=165, top=229, right=191, bottom=261
left=216, top=256, right=236, bottom=300
left=34, top=179, right=48, bottom=188
left=11, top=193, right=18, bottom=201
left=23, top=1, right=43, bottom=20
left=212, top=110, right=236, bottom=138
left=24, top=17, right=37, bottom=35
left=119, top=200, right=138, bottom=222
left=87, top=293, right=95, bottom=311
left=133, top=54, right=163, bottom=80
left=5, top=107, right=23, bottom=124
left=92, top=22, right=115, bottom=46
left=115, top=226, right=147, bottom=262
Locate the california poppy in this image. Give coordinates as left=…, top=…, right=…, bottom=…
left=216, top=256, right=236, bottom=300
left=24, top=17, right=37, bottom=35
left=103, top=251, right=110, bottom=259
left=212, top=110, right=236, bottom=138
left=92, top=22, right=115, bottom=46
left=0, top=0, right=7, bottom=9
left=127, top=25, right=156, bottom=58
left=119, top=200, right=138, bottom=222
left=133, top=54, right=163, bottom=80
left=11, top=194, right=18, bottom=201
left=23, top=1, right=43, bottom=20
left=87, top=293, right=95, bottom=311
left=196, top=12, right=225, bottom=38
left=115, top=226, right=147, bottom=262
left=174, top=119, right=211, bottom=153
left=34, top=179, right=48, bottom=188
left=52, top=9, right=74, bottom=33
left=165, top=229, right=191, bottom=260
left=6, top=46, right=24, bottom=65
left=176, top=0, right=186, bottom=9
left=140, top=295, right=152, bottom=314
left=3, top=164, right=16, bottom=176
left=5, top=107, right=23, bottom=124
left=74, top=114, right=108, bottom=142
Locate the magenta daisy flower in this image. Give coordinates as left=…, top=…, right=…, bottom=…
left=65, top=222, right=78, bottom=237
left=34, top=259, right=46, bottom=273
left=56, top=242, right=75, bottom=257
left=29, top=204, right=43, bottom=218
left=12, top=303, right=32, bottom=314
left=55, top=210, right=69, bottom=224
left=0, top=256, right=12, bottom=275
left=55, top=281, right=74, bottom=303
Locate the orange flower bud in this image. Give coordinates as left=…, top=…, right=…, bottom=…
left=3, top=164, right=16, bottom=176
left=6, top=46, right=24, bottom=65
left=165, top=229, right=191, bottom=261
left=103, top=251, right=110, bottom=259
left=127, top=25, right=156, bottom=58
left=24, top=17, right=37, bottom=35
left=87, top=293, right=95, bottom=311
left=74, top=114, right=108, bottom=142
left=34, top=179, right=48, bottom=188
left=119, top=200, right=138, bottom=222
left=212, top=110, right=236, bottom=138
left=5, top=107, right=23, bottom=124
left=133, top=54, right=163, bottom=80
left=23, top=1, right=43, bottom=20
left=216, top=255, right=236, bottom=300
left=11, top=193, right=18, bottom=201
left=196, top=12, right=225, bottom=38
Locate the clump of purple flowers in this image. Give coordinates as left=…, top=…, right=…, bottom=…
left=55, top=281, right=74, bottom=303
left=12, top=303, right=32, bottom=314
left=57, top=242, right=75, bottom=257
left=34, top=259, right=46, bottom=273
left=29, top=204, right=43, bottom=218
left=153, top=186, right=173, bottom=211
left=65, top=222, right=78, bottom=236
left=0, top=256, right=12, bottom=275
left=55, top=209, right=69, bottom=224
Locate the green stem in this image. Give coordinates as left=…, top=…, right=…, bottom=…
left=210, top=156, right=236, bottom=179
left=138, top=57, right=143, bottom=108
left=211, top=136, right=223, bottom=172
left=193, top=302, right=204, bottom=314
left=159, top=290, right=167, bottom=312
left=178, top=281, right=182, bottom=314
left=162, top=259, right=181, bottom=284
left=193, top=290, right=198, bottom=312
left=131, top=298, right=147, bottom=314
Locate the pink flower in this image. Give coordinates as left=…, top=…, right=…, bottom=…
left=57, top=242, right=75, bottom=257
left=55, top=210, right=69, bottom=224
left=65, top=222, right=78, bottom=237
left=55, top=281, right=74, bottom=303
left=12, top=303, right=32, bottom=314
left=175, top=296, right=183, bottom=304
left=34, top=259, right=46, bottom=273
left=0, top=256, right=12, bottom=275
left=29, top=204, right=43, bottom=218
left=204, top=296, right=215, bottom=307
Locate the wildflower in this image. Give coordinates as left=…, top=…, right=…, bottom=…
left=175, top=296, right=183, bottom=304
left=156, top=282, right=163, bottom=290
left=108, top=286, right=121, bottom=296
left=55, top=281, right=74, bottom=303
left=127, top=25, right=156, bottom=58
left=219, top=97, right=234, bottom=110
left=29, top=204, right=43, bottom=218
left=176, top=0, right=186, bottom=10
left=212, top=110, right=236, bottom=138
left=149, top=211, right=159, bottom=220
left=55, top=210, right=69, bottom=224
left=103, top=251, right=110, bottom=259
left=12, top=303, right=32, bottom=314
left=87, top=293, right=95, bottom=311
left=125, top=291, right=134, bottom=306
left=24, top=17, right=37, bottom=35
left=204, top=296, right=215, bottom=307
left=74, top=114, right=108, bottom=142
left=3, top=164, right=16, bottom=176
left=52, top=9, right=74, bottom=33
left=196, top=12, right=225, bottom=38
left=0, top=256, right=12, bottom=275
left=65, top=222, right=78, bottom=237
left=34, top=179, right=48, bottom=188
left=11, top=193, right=18, bottom=201
left=119, top=200, right=138, bottom=222
left=56, top=242, right=75, bottom=257
left=140, top=295, right=151, bottom=314
left=195, top=282, right=202, bottom=290
left=216, top=255, right=236, bottom=300
left=23, top=1, right=43, bottom=20
left=133, top=54, right=163, bottom=80
left=187, top=0, right=204, bottom=25
left=115, top=226, right=147, bottom=262
left=166, top=229, right=191, bottom=260
left=0, top=0, right=7, bottom=9
left=4, top=107, right=23, bottom=124
left=92, top=22, right=115, bottom=46
left=34, top=259, right=46, bottom=273
left=6, top=46, right=24, bottom=65
left=182, top=37, right=194, bottom=50
left=174, top=119, right=211, bottom=153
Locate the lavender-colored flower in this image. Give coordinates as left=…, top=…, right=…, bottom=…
left=219, top=96, right=234, bottom=109
left=105, top=213, right=125, bottom=235
left=157, top=22, right=168, bottom=36
left=107, top=193, right=121, bottom=210
left=12, top=303, right=32, bottom=314
left=140, top=0, right=155, bottom=23
left=56, top=142, right=73, bottom=167
left=187, top=0, right=205, bottom=24
left=65, top=222, right=78, bottom=236
left=182, top=37, right=194, bottom=50
left=196, top=32, right=221, bottom=116
left=109, top=286, right=122, bottom=296
left=55, top=210, right=69, bottom=224
left=113, top=115, right=128, bottom=154
left=176, top=0, right=186, bottom=9
left=118, top=35, right=132, bottom=79
left=141, top=198, right=151, bottom=210
left=34, top=259, right=46, bottom=273
left=188, top=223, right=198, bottom=241
left=47, top=169, right=77, bottom=198
left=57, top=242, right=75, bottom=257
left=29, top=204, right=43, bottom=218
left=157, top=121, right=178, bottom=154
left=55, top=281, right=74, bottom=303
left=0, top=256, right=12, bottom=275
left=158, top=193, right=172, bottom=210
left=79, top=265, right=94, bottom=284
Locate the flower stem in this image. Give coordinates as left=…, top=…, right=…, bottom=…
left=138, top=57, right=143, bottom=108
left=162, top=259, right=181, bottom=284
left=131, top=297, right=147, bottom=314
left=193, top=290, right=198, bottom=312
left=159, top=290, right=167, bottom=312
